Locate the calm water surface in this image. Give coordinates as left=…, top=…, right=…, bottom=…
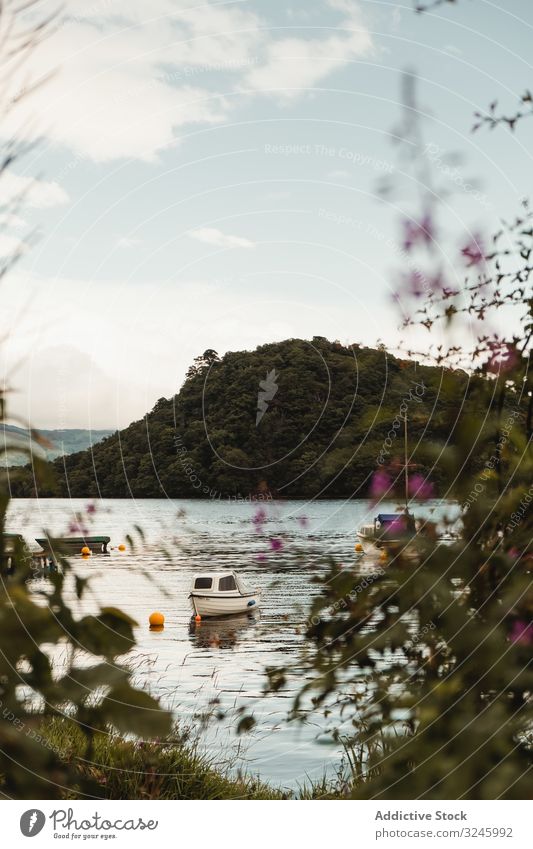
left=6, top=497, right=451, bottom=790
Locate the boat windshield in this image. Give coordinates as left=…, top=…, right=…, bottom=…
left=234, top=574, right=250, bottom=594
left=218, top=575, right=237, bottom=591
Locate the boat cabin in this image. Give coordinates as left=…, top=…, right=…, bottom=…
left=191, top=571, right=248, bottom=595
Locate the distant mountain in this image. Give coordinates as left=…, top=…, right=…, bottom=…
left=9, top=337, right=484, bottom=498
left=1, top=426, right=114, bottom=466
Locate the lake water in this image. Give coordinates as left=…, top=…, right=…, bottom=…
left=6, top=497, right=452, bottom=791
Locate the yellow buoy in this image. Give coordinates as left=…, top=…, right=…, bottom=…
left=149, top=611, right=165, bottom=628
left=81, top=545, right=91, bottom=555
left=355, top=543, right=363, bottom=552
left=118, top=544, right=126, bottom=551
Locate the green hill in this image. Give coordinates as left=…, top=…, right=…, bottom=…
left=9, top=337, right=475, bottom=499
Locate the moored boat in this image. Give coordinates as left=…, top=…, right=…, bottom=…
left=358, top=411, right=418, bottom=548
left=189, top=571, right=261, bottom=618
left=357, top=512, right=416, bottom=546
left=35, top=535, right=111, bottom=555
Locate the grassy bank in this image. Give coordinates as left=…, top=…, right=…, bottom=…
left=39, top=718, right=285, bottom=800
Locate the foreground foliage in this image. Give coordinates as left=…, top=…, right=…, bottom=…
left=38, top=718, right=280, bottom=800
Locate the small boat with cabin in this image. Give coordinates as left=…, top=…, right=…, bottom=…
left=357, top=512, right=416, bottom=546
left=357, top=412, right=417, bottom=548
left=189, top=571, right=261, bottom=618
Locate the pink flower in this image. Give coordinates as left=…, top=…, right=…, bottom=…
left=388, top=515, right=407, bottom=533
left=402, top=211, right=435, bottom=252
left=86, top=502, right=97, bottom=515
left=403, top=270, right=426, bottom=299
left=460, top=234, right=485, bottom=267
left=252, top=507, right=267, bottom=530
left=486, top=341, right=518, bottom=375
left=509, top=619, right=533, bottom=646
left=256, top=553, right=267, bottom=563
left=408, top=474, right=434, bottom=499
left=269, top=537, right=283, bottom=552
left=370, top=470, right=392, bottom=499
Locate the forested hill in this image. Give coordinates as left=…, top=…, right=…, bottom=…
left=11, top=337, right=475, bottom=499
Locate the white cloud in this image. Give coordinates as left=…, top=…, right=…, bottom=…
left=1, top=1, right=373, bottom=162
left=116, top=236, right=143, bottom=248
left=245, top=1, right=373, bottom=98
left=0, top=213, right=26, bottom=229
left=0, top=172, right=69, bottom=208
left=189, top=227, right=255, bottom=249
left=0, top=234, right=28, bottom=258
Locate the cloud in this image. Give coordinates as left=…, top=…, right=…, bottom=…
left=2, top=1, right=373, bottom=162
left=245, top=1, right=373, bottom=98
left=0, top=213, right=26, bottom=229
left=0, top=234, right=28, bottom=258
left=2, top=344, right=138, bottom=430
left=189, top=227, right=255, bottom=249
left=116, top=236, right=143, bottom=249
left=0, top=173, right=69, bottom=208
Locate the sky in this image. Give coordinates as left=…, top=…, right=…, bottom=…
left=1, top=0, right=533, bottom=429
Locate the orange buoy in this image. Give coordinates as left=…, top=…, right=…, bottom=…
left=149, top=611, right=165, bottom=628
left=81, top=545, right=91, bottom=555
left=194, top=614, right=201, bottom=622
left=355, top=543, right=363, bottom=552
left=118, top=544, right=126, bottom=551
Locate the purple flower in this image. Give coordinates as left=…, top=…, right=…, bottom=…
left=252, top=507, right=267, bottom=530
left=486, top=341, right=518, bottom=375
left=269, top=537, right=283, bottom=552
left=402, top=211, right=435, bottom=253
left=460, top=234, right=485, bottom=267
left=86, top=502, right=97, bottom=515
left=370, top=470, right=392, bottom=499
left=256, top=553, right=267, bottom=563
left=388, top=516, right=406, bottom=533
left=408, top=474, right=434, bottom=499
left=404, top=270, right=426, bottom=299
left=509, top=619, right=533, bottom=646
left=297, top=516, right=309, bottom=528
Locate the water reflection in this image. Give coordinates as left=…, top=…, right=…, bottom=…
left=189, top=612, right=259, bottom=649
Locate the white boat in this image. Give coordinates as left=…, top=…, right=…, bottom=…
left=189, top=571, right=261, bottom=618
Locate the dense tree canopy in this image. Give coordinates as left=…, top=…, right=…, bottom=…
left=10, top=337, right=492, bottom=499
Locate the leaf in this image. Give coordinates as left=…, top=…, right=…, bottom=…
left=236, top=714, right=255, bottom=735
left=75, top=576, right=89, bottom=600
left=75, top=608, right=137, bottom=659
left=101, top=684, right=172, bottom=738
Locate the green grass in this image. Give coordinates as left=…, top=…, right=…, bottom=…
left=41, top=717, right=285, bottom=800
